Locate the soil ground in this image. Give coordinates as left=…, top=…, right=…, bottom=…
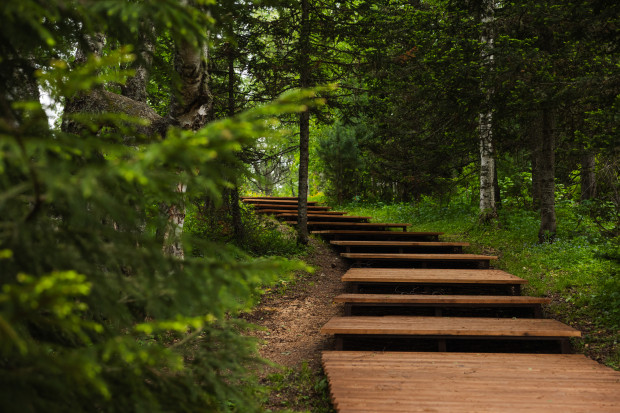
left=241, top=237, right=348, bottom=411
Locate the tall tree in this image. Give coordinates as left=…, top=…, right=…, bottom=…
left=297, top=0, right=311, bottom=244
left=478, top=0, right=498, bottom=221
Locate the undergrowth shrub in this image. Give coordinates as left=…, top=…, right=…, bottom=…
left=185, top=201, right=306, bottom=258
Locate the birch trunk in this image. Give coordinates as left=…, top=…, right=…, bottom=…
left=478, top=0, right=497, bottom=222
left=164, top=38, right=213, bottom=258
left=169, top=40, right=212, bottom=130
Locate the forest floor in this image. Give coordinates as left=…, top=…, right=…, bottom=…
left=241, top=236, right=347, bottom=412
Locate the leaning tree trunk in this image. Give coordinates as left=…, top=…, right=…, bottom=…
left=62, top=33, right=165, bottom=136
left=297, top=0, right=311, bottom=245
left=478, top=0, right=497, bottom=222
left=538, top=108, right=557, bottom=243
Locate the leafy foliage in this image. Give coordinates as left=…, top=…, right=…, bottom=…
left=0, top=1, right=322, bottom=410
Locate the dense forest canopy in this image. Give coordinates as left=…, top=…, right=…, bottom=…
left=0, top=0, right=618, bottom=411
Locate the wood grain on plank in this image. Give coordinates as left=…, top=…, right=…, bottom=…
left=341, top=253, right=498, bottom=260
left=320, top=316, right=581, bottom=337
left=342, top=268, right=526, bottom=284
left=331, top=240, right=469, bottom=247
left=322, top=352, right=620, bottom=412
left=277, top=214, right=371, bottom=221
left=334, top=294, right=550, bottom=305
left=313, top=230, right=443, bottom=236
left=242, top=199, right=319, bottom=204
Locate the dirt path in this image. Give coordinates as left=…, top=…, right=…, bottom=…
left=243, top=237, right=348, bottom=372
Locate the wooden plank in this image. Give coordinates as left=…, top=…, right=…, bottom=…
left=341, top=268, right=526, bottom=285
left=331, top=241, right=469, bottom=247
left=240, top=196, right=299, bottom=200
left=340, top=253, right=498, bottom=261
left=322, top=352, right=620, bottom=412
left=278, top=214, right=371, bottom=222
left=251, top=204, right=332, bottom=211
left=257, top=209, right=345, bottom=215
left=242, top=199, right=319, bottom=205
left=337, top=294, right=547, bottom=317
left=312, top=230, right=443, bottom=240
left=286, top=221, right=411, bottom=230
left=334, top=294, right=550, bottom=305
left=314, top=230, right=443, bottom=236
left=320, top=316, right=581, bottom=338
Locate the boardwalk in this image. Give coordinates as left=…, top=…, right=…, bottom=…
left=244, top=197, right=620, bottom=412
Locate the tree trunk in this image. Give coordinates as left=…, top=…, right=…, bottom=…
left=478, top=0, right=497, bottom=222
left=479, top=111, right=497, bottom=220
left=297, top=0, right=310, bottom=245
left=121, top=25, right=154, bottom=103
left=538, top=108, right=556, bottom=243
left=163, top=38, right=213, bottom=258
left=169, top=40, right=212, bottom=130
left=528, top=112, right=544, bottom=211
left=227, top=46, right=243, bottom=242
left=580, top=151, right=597, bottom=201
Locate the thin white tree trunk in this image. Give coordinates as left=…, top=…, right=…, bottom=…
left=478, top=0, right=497, bottom=221
left=164, top=36, right=212, bottom=259
left=163, top=183, right=187, bottom=259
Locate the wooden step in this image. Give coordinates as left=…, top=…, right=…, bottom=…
left=331, top=241, right=469, bottom=247
left=312, top=230, right=443, bottom=241
left=322, top=351, right=620, bottom=412
left=278, top=214, right=370, bottom=222
left=331, top=240, right=469, bottom=253
left=335, top=294, right=549, bottom=317
left=243, top=199, right=319, bottom=205
left=286, top=221, right=411, bottom=231
left=257, top=209, right=346, bottom=215
left=321, top=316, right=580, bottom=353
left=341, top=253, right=497, bottom=269
left=240, top=196, right=299, bottom=200
left=341, top=253, right=497, bottom=261
left=251, top=204, right=332, bottom=211
left=342, top=268, right=526, bottom=295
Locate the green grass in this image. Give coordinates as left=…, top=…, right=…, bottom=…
left=259, top=362, right=333, bottom=413
left=342, top=198, right=620, bottom=369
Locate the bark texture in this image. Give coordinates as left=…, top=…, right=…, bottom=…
left=169, top=40, right=212, bottom=130
left=479, top=110, right=496, bottom=220
left=297, top=0, right=310, bottom=245
left=121, top=25, right=155, bottom=103
left=62, top=89, right=166, bottom=136
left=580, top=151, right=597, bottom=201
left=529, top=115, right=543, bottom=210
left=163, top=39, right=213, bottom=259
left=477, top=0, right=497, bottom=222
left=538, top=108, right=557, bottom=243
left=227, top=46, right=243, bottom=242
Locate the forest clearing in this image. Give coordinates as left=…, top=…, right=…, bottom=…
left=1, top=1, right=618, bottom=412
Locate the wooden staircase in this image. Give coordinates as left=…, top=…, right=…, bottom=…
left=244, top=196, right=620, bottom=412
